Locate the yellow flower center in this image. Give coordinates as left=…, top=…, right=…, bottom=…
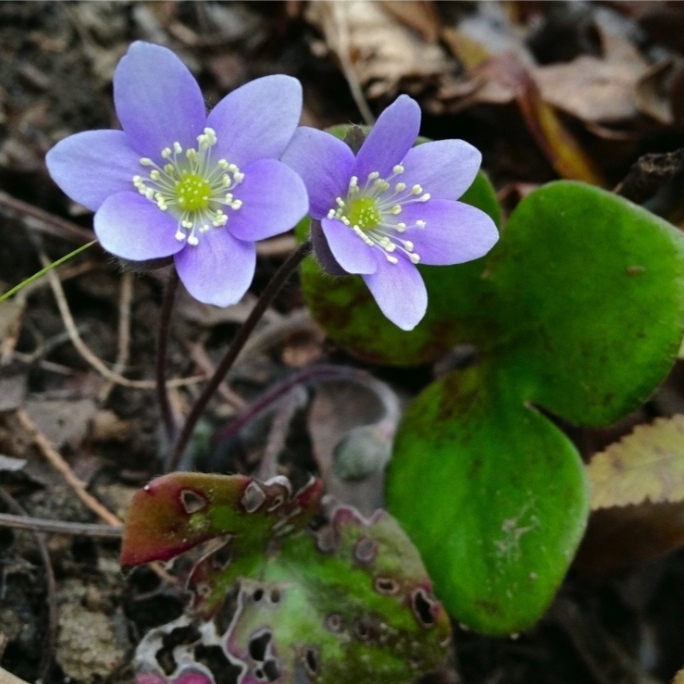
left=347, top=197, right=382, bottom=231
left=176, top=173, right=212, bottom=212
left=327, top=165, right=430, bottom=265
left=132, top=128, right=244, bottom=246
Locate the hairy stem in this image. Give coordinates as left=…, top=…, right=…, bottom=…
left=167, top=240, right=311, bottom=472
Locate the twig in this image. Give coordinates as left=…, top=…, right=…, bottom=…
left=0, top=512, right=122, bottom=537
left=323, top=3, right=376, bottom=126
left=0, top=190, right=94, bottom=245
left=98, top=271, right=134, bottom=403
left=15, top=408, right=121, bottom=527
left=256, top=385, right=308, bottom=481
left=0, top=488, right=57, bottom=684
left=38, top=250, right=206, bottom=390
left=237, top=308, right=316, bottom=363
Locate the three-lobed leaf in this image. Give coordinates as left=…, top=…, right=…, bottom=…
left=386, top=182, right=684, bottom=634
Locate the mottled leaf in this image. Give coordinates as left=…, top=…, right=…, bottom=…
left=121, top=473, right=322, bottom=566
left=123, top=473, right=451, bottom=684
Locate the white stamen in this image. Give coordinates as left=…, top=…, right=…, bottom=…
left=132, top=129, right=245, bottom=247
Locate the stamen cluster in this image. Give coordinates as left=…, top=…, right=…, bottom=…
left=133, top=128, right=244, bottom=246
left=326, top=164, right=430, bottom=265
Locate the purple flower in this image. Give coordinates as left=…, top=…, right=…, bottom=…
left=46, top=42, right=308, bottom=307
left=281, top=95, right=498, bottom=330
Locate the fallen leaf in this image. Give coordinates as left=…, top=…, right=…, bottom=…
left=307, top=377, right=400, bottom=515
left=588, top=415, right=684, bottom=509
left=634, top=59, right=677, bottom=125
left=380, top=0, right=441, bottom=43
left=24, top=398, right=97, bottom=451
left=0, top=454, right=26, bottom=472
left=536, top=55, right=644, bottom=124
left=482, top=56, right=606, bottom=185
left=306, top=0, right=451, bottom=100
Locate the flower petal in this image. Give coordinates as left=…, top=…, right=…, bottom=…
left=174, top=229, right=256, bottom=307
left=400, top=200, right=499, bottom=265
left=281, top=127, right=354, bottom=220
left=320, top=218, right=377, bottom=275
left=362, top=255, right=427, bottom=331
left=207, top=75, right=302, bottom=168
left=400, top=140, right=482, bottom=200
left=352, top=95, right=421, bottom=181
left=46, top=130, right=140, bottom=211
left=311, top=220, right=347, bottom=276
left=227, top=159, right=307, bottom=241
left=95, top=192, right=185, bottom=261
left=113, top=42, right=206, bottom=157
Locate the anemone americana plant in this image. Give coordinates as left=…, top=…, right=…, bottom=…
left=282, top=95, right=499, bottom=330
left=46, top=41, right=307, bottom=306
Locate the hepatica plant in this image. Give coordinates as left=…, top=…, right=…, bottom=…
left=302, top=175, right=684, bottom=634
left=41, top=37, right=684, bottom=684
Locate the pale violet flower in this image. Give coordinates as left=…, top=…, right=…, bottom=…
left=281, top=95, right=498, bottom=330
left=46, top=41, right=307, bottom=306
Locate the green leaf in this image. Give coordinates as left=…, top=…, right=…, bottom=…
left=386, top=181, right=684, bottom=635
left=123, top=473, right=451, bottom=684
left=487, top=181, right=684, bottom=425
left=386, top=364, right=589, bottom=634
left=299, top=171, right=500, bottom=364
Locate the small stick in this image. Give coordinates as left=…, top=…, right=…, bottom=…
left=98, top=271, right=134, bottom=403
left=15, top=408, right=121, bottom=527
left=186, top=342, right=247, bottom=410
left=0, top=190, right=93, bottom=245
left=38, top=251, right=205, bottom=389
left=0, top=512, right=122, bottom=538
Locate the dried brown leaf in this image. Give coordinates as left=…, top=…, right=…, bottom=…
left=574, top=500, right=684, bottom=575
left=483, top=57, right=606, bottom=185
left=306, top=0, right=450, bottom=100
left=588, top=415, right=684, bottom=509
left=379, top=0, right=441, bottom=43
